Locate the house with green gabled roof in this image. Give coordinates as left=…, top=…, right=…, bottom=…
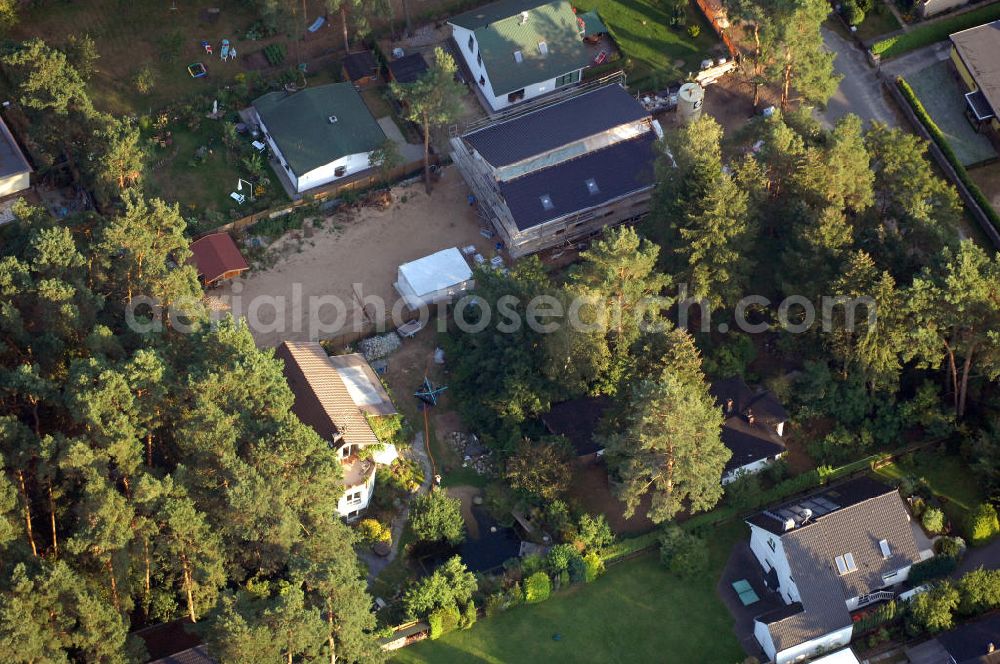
left=251, top=83, right=387, bottom=193
left=448, top=0, right=598, bottom=111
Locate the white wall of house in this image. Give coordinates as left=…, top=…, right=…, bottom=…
left=256, top=111, right=374, bottom=193
left=748, top=523, right=799, bottom=604
left=722, top=453, right=786, bottom=485
left=451, top=23, right=584, bottom=112
left=754, top=620, right=778, bottom=662
left=338, top=469, right=376, bottom=520
left=774, top=625, right=854, bottom=664
left=0, top=171, right=29, bottom=198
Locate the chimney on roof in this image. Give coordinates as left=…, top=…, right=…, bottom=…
left=725, top=398, right=734, bottom=414
left=989, top=644, right=996, bottom=654
left=747, top=409, right=755, bottom=425
left=520, top=10, right=529, bottom=24
left=783, top=517, right=795, bottom=532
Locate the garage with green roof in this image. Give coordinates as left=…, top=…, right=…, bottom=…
left=251, top=83, right=387, bottom=193
left=448, top=0, right=599, bottom=112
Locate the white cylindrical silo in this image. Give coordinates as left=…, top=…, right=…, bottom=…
left=677, top=82, right=705, bottom=124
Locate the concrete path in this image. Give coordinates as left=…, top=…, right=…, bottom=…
left=363, top=431, right=434, bottom=588
left=377, top=116, right=424, bottom=163
left=881, top=40, right=953, bottom=80
left=820, top=26, right=899, bottom=129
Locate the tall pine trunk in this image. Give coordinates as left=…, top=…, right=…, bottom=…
left=328, top=598, right=337, bottom=664
left=182, top=553, right=197, bottom=622
left=17, top=470, right=37, bottom=557
left=422, top=112, right=432, bottom=194
left=48, top=481, right=57, bottom=557
left=341, top=6, right=350, bottom=52
left=958, top=345, right=975, bottom=418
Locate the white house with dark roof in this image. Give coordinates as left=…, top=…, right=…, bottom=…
left=448, top=0, right=602, bottom=111
left=0, top=116, right=31, bottom=199
left=451, top=82, right=662, bottom=257
left=277, top=342, right=399, bottom=519
left=711, top=377, right=789, bottom=485
left=746, top=477, right=933, bottom=664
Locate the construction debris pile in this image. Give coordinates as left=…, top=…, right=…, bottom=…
left=359, top=332, right=401, bottom=361
left=446, top=431, right=495, bottom=476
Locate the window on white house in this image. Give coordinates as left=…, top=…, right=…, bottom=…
left=767, top=538, right=776, bottom=553
left=477, top=52, right=482, bottom=66
left=346, top=491, right=362, bottom=504
left=555, top=70, right=581, bottom=87
left=468, top=35, right=475, bottom=52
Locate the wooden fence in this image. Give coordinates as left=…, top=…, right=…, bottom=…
left=693, top=0, right=739, bottom=59
left=196, top=154, right=438, bottom=239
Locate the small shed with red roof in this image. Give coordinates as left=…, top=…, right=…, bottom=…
left=188, top=232, right=249, bottom=286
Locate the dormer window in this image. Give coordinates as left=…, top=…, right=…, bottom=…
left=835, top=552, right=857, bottom=575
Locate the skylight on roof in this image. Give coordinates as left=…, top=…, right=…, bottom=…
left=585, top=178, right=599, bottom=195
left=879, top=539, right=891, bottom=559
left=835, top=553, right=858, bottom=575
left=538, top=41, right=548, bottom=55
left=513, top=50, right=523, bottom=63
left=540, top=194, right=554, bottom=210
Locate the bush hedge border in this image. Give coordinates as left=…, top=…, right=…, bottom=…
left=601, top=453, right=892, bottom=563
left=871, top=3, right=1000, bottom=58
left=895, top=76, right=1000, bottom=235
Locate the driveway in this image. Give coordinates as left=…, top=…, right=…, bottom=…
left=953, top=535, right=1000, bottom=577
left=820, top=26, right=899, bottom=129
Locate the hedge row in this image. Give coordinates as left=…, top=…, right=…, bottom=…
left=872, top=2, right=1000, bottom=58
left=895, top=77, right=1000, bottom=235
left=602, top=456, right=890, bottom=562
left=908, top=554, right=959, bottom=585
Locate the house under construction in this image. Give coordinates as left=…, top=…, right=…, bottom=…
left=451, top=81, right=664, bottom=258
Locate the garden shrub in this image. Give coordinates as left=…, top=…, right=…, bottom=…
left=484, top=592, right=503, bottom=618
left=524, top=572, right=551, bottom=603
left=576, top=513, right=614, bottom=553
left=909, top=554, right=958, bottom=585
left=545, top=543, right=578, bottom=574
left=504, top=582, right=524, bottom=608
left=934, top=536, right=965, bottom=560
left=922, top=507, right=945, bottom=535
left=520, top=553, right=545, bottom=577
left=264, top=43, right=286, bottom=66
left=458, top=601, right=477, bottom=629
left=853, top=600, right=896, bottom=635
left=583, top=552, right=604, bottom=583
left=428, top=604, right=461, bottom=639
left=956, top=568, right=1000, bottom=616
left=658, top=525, right=708, bottom=578
left=687, top=24, right=700, bottom=37
left=967, top=503, right=1000, bottom=546
left=725, top=471, right=764, bottom=511
left=906, top=581, right=959, bottom=635
left=843, top=0, right=864, bottom=25
left=356, top=518, right=391, bottom=544
left=568, top=553, right=588, bottom=583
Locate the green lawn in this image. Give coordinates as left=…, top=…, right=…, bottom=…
left=872, top=1, right=1000, bottom=58
left=874, top=449, right=984, bottom=530
left=393, top=522, right=745, bottom=664
left=574, top=0, right=721, bottom=90
left=853, top=3, right=902, bottom=42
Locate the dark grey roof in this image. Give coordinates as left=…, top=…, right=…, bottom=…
left=499, top=132, right=656, bottom=230
left=711, top=376, right=789, bottom=428
left=750, top=477, right=925, bottom=654
left=342, top=50, right=377, bottom=81
left=722, top=417, right=785, bottom=474
left=149, top=645, right=215, bottom=664
left=463, top=84, right=650, bottom=167
left=756, top=601, right=804, bottom=624
left=938, top=612, right=1000, bottom=663
left=0, top=116, right=31, bottom=179
left=388, top=53, right=429, bottom=84
left=541, top=396, right=611, bottom=455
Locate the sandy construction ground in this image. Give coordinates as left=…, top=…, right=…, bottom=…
left=207, top=167, right=496, bottom=347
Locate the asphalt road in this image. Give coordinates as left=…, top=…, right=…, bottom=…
left=820, top=26, right=898, bottom=129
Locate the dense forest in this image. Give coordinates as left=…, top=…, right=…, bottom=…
left=0, top=198, right=383, bottom=662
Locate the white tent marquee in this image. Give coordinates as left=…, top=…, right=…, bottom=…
left=395, top=247, right=474, bottom=309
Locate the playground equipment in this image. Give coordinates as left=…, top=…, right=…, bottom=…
left=220, top=39, right=230, bottom=60
left=201, top=40, right=213, bottom=55
left=187, top=63, right=207, bottom=78
left=414, top=377, right=447, bottom=406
